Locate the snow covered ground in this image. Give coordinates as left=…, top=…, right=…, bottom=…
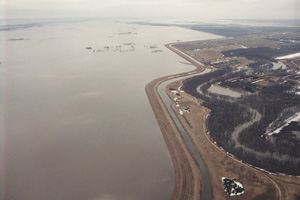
left=276, top=52, right=300, bottom=60
left=266, top=112, right=300, bottom=136
left=222, top=177, right=245, bottom=196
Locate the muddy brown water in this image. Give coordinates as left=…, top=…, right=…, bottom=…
left=0, top=19, right=221, bottom=200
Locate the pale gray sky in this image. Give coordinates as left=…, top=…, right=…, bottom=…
left=1, top=0, right=300, bottom=20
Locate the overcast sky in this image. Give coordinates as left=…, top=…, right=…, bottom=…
left=1, top=0, right=300, bottom=20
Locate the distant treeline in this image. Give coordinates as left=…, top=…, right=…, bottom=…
left=132, top=21, right=300, bottom=37
left=181, top=25, right=300, bottom=37
left=222, top=45, right=300, bottom=60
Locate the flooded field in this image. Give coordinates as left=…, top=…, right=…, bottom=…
left=0, top=19, right=220, bottom=200
left=208, top=84, right=242, bottom=98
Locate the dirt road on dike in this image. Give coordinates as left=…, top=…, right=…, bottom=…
left=146, top=74, right=204, bottom=199
left=145, top=43, right=300, bottom=199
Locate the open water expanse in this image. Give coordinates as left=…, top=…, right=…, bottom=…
left=0, top=19, right=220, bottom=200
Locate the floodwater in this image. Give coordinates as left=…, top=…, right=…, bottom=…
left=202, top=82, right=299, bottom=162
left=208, top=84, right=242, bottom=98
left=0, top=19, right=221, bottom=200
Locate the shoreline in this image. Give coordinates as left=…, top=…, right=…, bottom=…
left=146, top=43, right=300, bottom=199
left=145, top=44, right=208, bottom=199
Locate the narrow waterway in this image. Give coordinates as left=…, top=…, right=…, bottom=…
left=157, top=68, right=212, bottom=200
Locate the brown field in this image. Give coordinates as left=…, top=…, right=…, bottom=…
left=188, top=44, right=247, bottom=64
left=145, top=44, right=300, bottom=199
left=190, top=49, right=224, bottom=64
left=188, top=47, right=253, bottom=68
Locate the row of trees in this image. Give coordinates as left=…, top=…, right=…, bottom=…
left=234, top=147, right=300, bottom=175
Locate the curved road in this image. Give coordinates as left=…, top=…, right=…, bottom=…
left=145, top=43, right=214, bottom=199
left=157, top=69, right=212, bottom=200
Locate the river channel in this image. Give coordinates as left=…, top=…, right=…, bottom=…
left=198, top=81, right=300, bottom=162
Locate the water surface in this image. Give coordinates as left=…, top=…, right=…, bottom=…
left=0, top=19, right=220, bottom=200
left=208, top=84, right=242, bottom=98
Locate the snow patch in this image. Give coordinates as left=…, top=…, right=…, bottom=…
left=178, top=86, right=184, bottom=93
left=276, top=52, right=300, bottom=60
left=266, top=112, right=300, bottom=136
left=251, top=79, right=263, bottom=84
left=179, top=109, right=183, bottom=115
left=222, top=177, right=245, bottom=196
